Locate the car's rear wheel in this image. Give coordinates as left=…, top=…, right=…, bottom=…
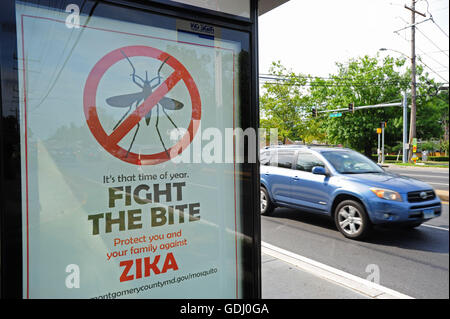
left=260, top=187, right=274, bottom=216
left=334, top=200, right=371, bottom=240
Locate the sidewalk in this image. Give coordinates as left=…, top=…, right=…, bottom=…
left=262, top=253, right=369, bottom=299
left=261, top=242, right=413, bottom=299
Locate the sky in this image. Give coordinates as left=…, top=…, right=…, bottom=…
left=258, top=0, right=449, bottom=84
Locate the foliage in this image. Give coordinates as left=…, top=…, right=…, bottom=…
left=308, top=55, right=410, bottom=156
left=440, top=139, right=449, bottom=155
left=428, top=156, right=449, bottom=162
left=259, top=61, right=310, bottom=143
left=419, top=140, right=440, bottom=152
left=260, top=56, right=449, bottom=156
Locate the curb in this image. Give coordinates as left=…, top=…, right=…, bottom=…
left=436, top=190, right=449, bottom=202
left=261, top=242, right=414, bottom=299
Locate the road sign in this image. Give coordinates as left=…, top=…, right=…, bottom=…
left=329, top=112, right=342, bottom=118
left=377, top=128, right=382, bottom=134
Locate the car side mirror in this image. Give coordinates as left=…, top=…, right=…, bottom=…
left=312, top=166, right=327, bottom=175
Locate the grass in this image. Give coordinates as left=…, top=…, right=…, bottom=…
left=383, top=160, right=449, bottom=168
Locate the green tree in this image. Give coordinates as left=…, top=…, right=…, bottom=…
left=415, top=77, right=449, bottom=141
left=260, top=57, right=448, bottom=153
left=309, top=55, right=410, bottom=156
left=260, top=61, right=309, bottom=143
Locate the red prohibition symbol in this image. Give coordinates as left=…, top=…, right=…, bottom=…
left=83, top=45, right=201, bottom=165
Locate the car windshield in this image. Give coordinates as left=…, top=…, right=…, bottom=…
left=321, top=150, right=383, bottom=174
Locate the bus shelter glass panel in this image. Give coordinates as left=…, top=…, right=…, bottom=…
left=15, top=0, right=250, bottom=299
left=170, top=0, right=251, bottom=18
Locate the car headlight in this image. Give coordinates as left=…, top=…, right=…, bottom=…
left=370, top=188, right=403, bottom=202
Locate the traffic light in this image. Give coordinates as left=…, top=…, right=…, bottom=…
left=380, top=121, right=387, bottom=128
left=312, top=108, right=317, bottom=117
left=348, top=102, right=354, bottom=113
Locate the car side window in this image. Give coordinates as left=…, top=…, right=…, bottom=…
left=276, top=151, right=295, bottom=169
left=296, top=152, right=325, bottom=172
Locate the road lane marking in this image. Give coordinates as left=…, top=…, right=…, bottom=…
left=261, top=241, right=414, bottom=299
left=394, top=173, right=449, bottom=180
left=421, top=224, right=449, bottom=231
left=428, top=182, right=449, bottom=186
left=395, top=173, right=447, bottom=178
left=391, top=173, right=449, bottom=186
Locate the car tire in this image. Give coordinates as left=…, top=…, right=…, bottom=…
left=334, top=200, right=372, bottom=240
left=260, top=187, right=274, bottom=216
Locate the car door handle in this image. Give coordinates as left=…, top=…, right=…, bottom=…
left=292, top=176, right=300, bottom=180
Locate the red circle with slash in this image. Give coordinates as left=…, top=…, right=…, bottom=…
left=83, top=45, right=201, bottom=165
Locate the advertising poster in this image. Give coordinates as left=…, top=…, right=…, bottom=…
left=16, top=2, right=245, bottom=298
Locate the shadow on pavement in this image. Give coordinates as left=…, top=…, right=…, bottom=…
left=267, top=207, right=449, bottom=254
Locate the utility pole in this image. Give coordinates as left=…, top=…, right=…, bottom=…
left=409, top=0, right=417, bottom=163
left=404, top=0, right=426, bottom=162
left=402, top=91, right=408, bottom=163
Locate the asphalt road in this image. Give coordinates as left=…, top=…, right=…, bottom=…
left=261, top=204, right=449, bottom=299
left=384, top=166, right=449, bottom=192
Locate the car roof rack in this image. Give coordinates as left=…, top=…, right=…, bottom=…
left=263, top=144, right=345, bottom=150
left=263, top=145, right=306, bottom=149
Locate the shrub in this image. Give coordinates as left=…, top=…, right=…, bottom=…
left=428, top=156, right=449, bottom=162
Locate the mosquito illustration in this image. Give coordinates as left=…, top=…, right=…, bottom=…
left=106, top=50, right=183, bottom=158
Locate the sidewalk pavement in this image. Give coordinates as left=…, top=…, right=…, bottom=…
left=436, top=190, right=449, bottom=202
left=262, top=252, right=369, bottom=299
left=261, top=242, right=413, bottom=299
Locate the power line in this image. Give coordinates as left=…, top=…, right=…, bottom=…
left=417, top=56, right=449, bottom=83
left=33, top=1, right=99, bottom=111
left=259, top=63, right=408, bottom=82
left=423, top=49, right=449, bottom=54
left=259, top=72, right=447, bottom=87
left=420, top=0, right=449, bottom=37
left=259, top=78, right=413, bottom=88
left=393, top=31, right=449, bottom=80
left=415, top=25, right=449, bottom=57
left=431, top=17, right=449, bottom=38
left=417, top=48, right=449, bottom=69
left=259, top=76, right=410, bottom=86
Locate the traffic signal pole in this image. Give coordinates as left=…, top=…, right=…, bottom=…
left=402, top=91, right=408, bottom=163
left=315, top=100, right=409, bottom=164
left=316, top=102, right=402, bottom=115
left=377, top=131, right=381, bottom=163
left=381, top=122, right=386, bottom=164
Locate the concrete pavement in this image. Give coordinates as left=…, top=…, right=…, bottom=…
left=261, top=242, right=413, bottom=299
left=262, top=252, right=369, bottom=299
left=436, top=190, right=449, bottom=202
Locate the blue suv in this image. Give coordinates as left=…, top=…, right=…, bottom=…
left=260, top=145, right=442, bottom=240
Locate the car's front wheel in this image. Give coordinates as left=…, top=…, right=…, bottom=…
left=260, top=187, right=274, bottom=216
left=334, top=200, right=371, bottom=240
